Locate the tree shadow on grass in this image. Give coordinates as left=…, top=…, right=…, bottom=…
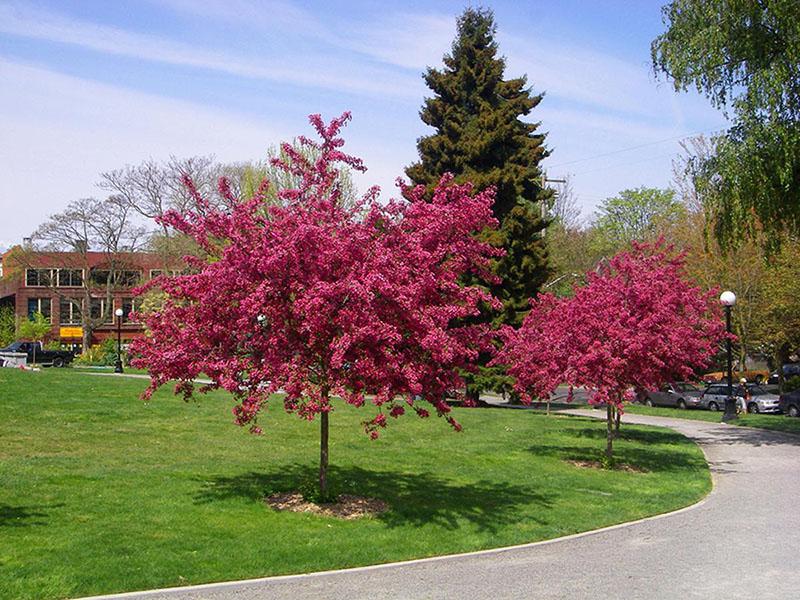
left=526, top=441, right=706, bottom=473
left=0, top=503, right=58, bottom=528
left=193, top=464, right=551, bottom=532
left=573, top=426, right=689, bottom=446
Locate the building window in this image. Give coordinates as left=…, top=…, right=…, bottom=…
left=25, top=269, right=54, bottom=287
left=56, top=269, right=83, bottom=287
left=59, top=298, right=82, bottom=325
left=89, top=298, right=113, bottom=324
left=118, top=270, right=142, bottom=287
left=149, top=269, right=184, bottom=279
left=27, top=298, right=52, bottom=321
left=121, top=298, right=141, bottom=323
left=91, top=269, right=142, bottom=287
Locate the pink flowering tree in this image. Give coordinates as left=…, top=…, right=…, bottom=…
left=494, top=241, right=724, bottom=463
left=131, top=113, right=501, bottom=498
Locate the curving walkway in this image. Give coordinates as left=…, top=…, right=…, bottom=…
left=82, top=411, right=800, bottom=600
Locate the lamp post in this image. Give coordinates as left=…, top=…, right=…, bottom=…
left=720, top=291, right=737, bottom=422
left=114, top=307, right=124, bottom=374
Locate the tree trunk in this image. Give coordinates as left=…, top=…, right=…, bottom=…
left=614, top=405, right=621, bottom=437
left=82, top=326, right=92, bottom=354
left=605, top=403, right=614, bottom=463
left=319, top=409, right=329, bottom=499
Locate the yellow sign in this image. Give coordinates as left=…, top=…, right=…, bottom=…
left=60, top=326, right=83, bottom=338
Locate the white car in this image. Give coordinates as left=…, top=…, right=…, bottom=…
left=701, top=384, right=780, bottom=413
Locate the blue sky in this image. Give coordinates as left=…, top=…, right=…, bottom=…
left=0, top=0, right=728, bottom=249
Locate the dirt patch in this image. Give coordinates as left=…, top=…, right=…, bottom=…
left=567, top=459, right=647, bottom=473
left=265, top=492, right=389, bottom=520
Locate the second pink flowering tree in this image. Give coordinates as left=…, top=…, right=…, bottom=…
left=132, top=113, right=501, bottom=498
left=495, top=241, right=724, bottom=463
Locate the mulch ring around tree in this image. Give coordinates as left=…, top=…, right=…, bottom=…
left=567, top=459, right=647, bottom=473
left=265, top=492, right=390, bottom=519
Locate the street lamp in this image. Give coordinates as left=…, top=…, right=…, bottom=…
left=720, top=291, right=737, bottom=422
left=114, top=307, right=124, bottom=374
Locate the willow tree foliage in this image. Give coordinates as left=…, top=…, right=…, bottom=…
left=652, top=0, right=800, bottom=247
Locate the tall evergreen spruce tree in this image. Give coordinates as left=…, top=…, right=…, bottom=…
left=407, top=7, right=552, bottom=399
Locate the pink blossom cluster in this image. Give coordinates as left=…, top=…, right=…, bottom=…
left=132, top=113, right=502, bottom=436
left=494, top=240, right=725, bottom=410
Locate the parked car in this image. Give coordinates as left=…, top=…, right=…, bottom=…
left=698, top=384, right=729, bottom=411
left=744, top=385, right=781, bottom=413
left=700, top=383, right=780, bottom=413
left=767, top=363, right=800, bottom=386
left=780, top=389, right=800, bottom=417
left=0, top=341, right=74, bottom=367
left=639, top=382, right=704, bottom=409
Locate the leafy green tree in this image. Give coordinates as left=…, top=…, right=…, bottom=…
left=17, top=312, right=52, bottom=365
left=652, top=0, right=800, bottom=247
left=407, top=7, right=552, bottom=396
left=0, top=305, right=15, bottom=347
left=752, top=240, right=800, bottom=383
left=593, top=187, right=685, bottom=249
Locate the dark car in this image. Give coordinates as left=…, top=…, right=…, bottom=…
left=780, top=389, right=800, bottom=417
left=0, top=341, right=74, bottom=367
left=768, top=364, right=800, bottom=386
left=639, top=382, right=704, bottom=409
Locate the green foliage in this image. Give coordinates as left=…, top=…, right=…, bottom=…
left=784, top=376, right=800, bottom=393
left=752, top=239, right=800, bottom=364
left=75, top=340, right=120, bottom=366
left=17, top=312, right=51, bottom=343
left=652, top=0, right=800, bottom=246
left=0, top=305, right=15, bottom=347
left=492, top=200, right=551, bottom=327
left=593, top=187, right=685, bottom=249
left=407, top=7, right=550, bottom=222
left=17, top=312, right=52, bottom=364
left=407, top=7, right=552, bottom=393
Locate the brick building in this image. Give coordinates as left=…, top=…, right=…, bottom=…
left=0, top=248, right=178, bottom=350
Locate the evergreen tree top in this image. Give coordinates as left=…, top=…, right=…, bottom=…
left=407, top=7, right=549, bottom=222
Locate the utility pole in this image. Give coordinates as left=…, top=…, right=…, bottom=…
left=540, top=172, right=566, bottom=237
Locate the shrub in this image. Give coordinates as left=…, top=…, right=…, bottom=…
left=785, top=376, right=800, bottom=393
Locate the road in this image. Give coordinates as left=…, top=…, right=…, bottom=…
left=82, top=411, right=800, bottom=600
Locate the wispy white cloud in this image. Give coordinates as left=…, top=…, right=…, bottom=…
left=156, top=0, right=331, bottom=40
left=341, top=12, right=455, bottom=71
left=0, top=58, right=289, bottom=241
left=0, top=2, right=422, bottom=99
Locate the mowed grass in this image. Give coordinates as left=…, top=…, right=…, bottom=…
left=625, top=404, right=800, bottom=435
left=1, top=369, right=710, bottom=600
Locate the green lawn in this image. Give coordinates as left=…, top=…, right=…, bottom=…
left=625, top=404, right=800, bottom=434
left=1, top=369, right=710, bottom=600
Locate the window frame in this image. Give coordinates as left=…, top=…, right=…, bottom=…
left=59, top=297, right=83, bottom=326
left=56, top=269, right=84, bottom=288
left=27, top=297, right=52, bottom=322
left=25, top=268, right=54, bottom=287
left=89, top=297, right=114, bottom=324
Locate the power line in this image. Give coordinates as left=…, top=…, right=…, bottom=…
left=571, top=152, right=677, bottom=176
left=546, top=128, right=722, bottom=169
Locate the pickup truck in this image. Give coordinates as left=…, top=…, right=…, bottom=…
left=0, top=341, right=74, bottom=367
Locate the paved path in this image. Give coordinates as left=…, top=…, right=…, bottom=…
left=83, top=412, right=800, bottom=600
